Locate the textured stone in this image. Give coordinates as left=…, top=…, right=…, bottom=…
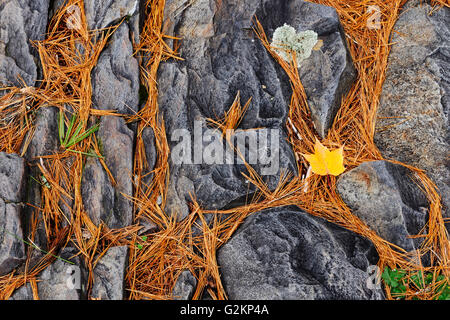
left=37, top=247, right=85, bottom=300
left=162, top=0, right=355, bottom=134
left=4, top=0, right=445, bottom=303
left=23, top=106, right=60, bottom=250
left=9, top=283, right=33, bottom=300
left=217, top=206, right=383, bottom=300
left=172, top=270, right=197, bottom=300
left=0, top=152, right=26, bottom=275
left=374, top=3, right=450, bottom=218
left=91, top=22, right=140, bottom=115
left=25, top=106, right=59, bottom=161
left=158, top=0, right=356, bottom=220
left=141, top=127, right=157, bottom=185
left=0, top=199, right=25, bottom=275
left=0, top=0, right=49, bottom=87
left=164, top=120, right=296, bottom=219
left=83, top=116, right=134, bottom=229
left=84, top=0, right=140, bottom=231
left=337, top=161, right=428, bottom=252
left=84, top=0, right=139, bottom=30
left=0, top=152, right=26, bottom=203
left=82, top=157, right=115, bottom=227
left=91, top=246, right=128, bottom=300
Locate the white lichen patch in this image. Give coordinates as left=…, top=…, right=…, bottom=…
left=271, top=23, right=318, bottom=65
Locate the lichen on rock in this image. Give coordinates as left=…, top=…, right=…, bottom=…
left=271, top=23, right=318, bottom=65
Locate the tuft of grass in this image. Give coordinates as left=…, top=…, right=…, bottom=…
left=58, top=110, right=100, bottom=149
left=382, top=266, right=450, bottom=300
left=2, top=228, right=75, bottom=266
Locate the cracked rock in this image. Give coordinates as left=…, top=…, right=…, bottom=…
left=0, top=199, right=25, bottom=276
left=0, top=0, right=49, bottom=87
left=337, top=161, right=428, bottom=252
left=24, top=106, right=59, bottom=161
left=374, top=2, right=450, bottom=221
left=0, top=152, right=26, bottom=203
left=84, top=0, right=139, bottom=30
left=0, top=152, right=26, bottom=276
left=9, top=282, right=33, bottom=300
left=158, top=0, right=356, bottom=220
left=82, top=157, right=116, bottom=227
left=217, top=206, right=383, bottom=300
left=141, top=126, right=157, bottom=186
left=23, top=106, right=61, bottom=250
left=91, top=246, right=128, bottom=300
left=261, top=0, right=357, bottom=137
left=36, top=247, right=86, bottom=300
left=172, top=270, right=197, bottom=300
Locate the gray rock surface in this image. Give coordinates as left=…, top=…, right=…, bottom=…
left=84, top=0, right=139, bottom=30
left=82, top=116, right=134, bottom=229
left=23, top=106, right=60, bottom=250
left=0, top=0, right=49, bottom=87
left=37, top=247, right=86, bottom=300
left=337, top=161, right=428, bottom=252
left=0, top=0, right=140, bottom=300
left=2, top=0, right=448, bottom=302
left=141, top=126, right=157, bottom=186
left=172, top=270, right=197, bottom=300
left=9, top=247, right=86, bottom=300
left=165, top=124, right=297, bottom=218
left=374, top=2, right=450, bottom=218
left=161, top=0, right=355, bottom=136
left=0, top=152, right=26, bottom=275
left=0, top=152, right=26, bottom=202
left=217, top=206, right=383, bottom=300
left=91, top=246, right=128, bottom=300
left=91, top=22, right=140, bottom=115
left=25, top=106, right=59, bottom=161
left=0, top=200, right=25, bottom=275
left=97, top=116, right=134, bottom=228
left=9, top=282, right=33, bottom=300
left=82, top=156, right=116, bottom=227
left=85, top=0, right=140, bottom=229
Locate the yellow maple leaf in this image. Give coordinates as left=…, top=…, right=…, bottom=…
left=302, top=139, right=345, bottom=176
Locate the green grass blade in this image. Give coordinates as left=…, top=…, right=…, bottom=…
left=30, top=175, right=44, bottom=187
left=2, top=229, right=74, bottom=265
left=67, top=148, right=104, bottom=159
left=66, top=121, right=85, bottom=147
left=58, top=110, right=65, bottom=146
left=63, top=113, right=77, bottom=147
left=66, top=123, right=99, bottom=148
